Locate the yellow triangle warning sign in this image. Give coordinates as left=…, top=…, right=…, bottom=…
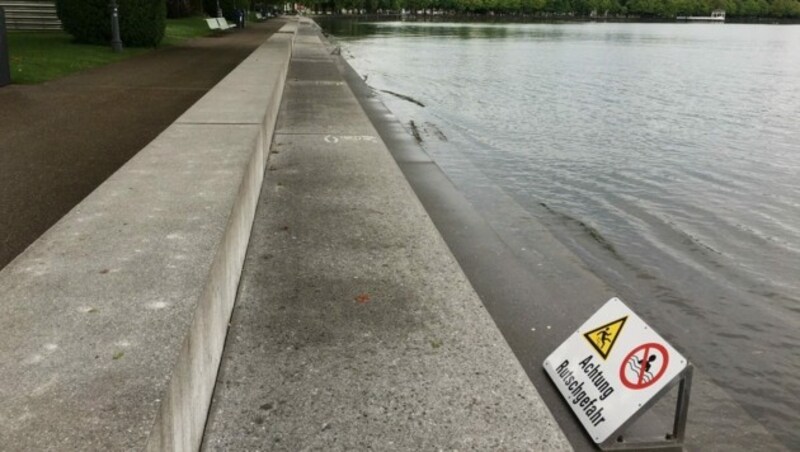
left=583, top=316, right=627, bottom=359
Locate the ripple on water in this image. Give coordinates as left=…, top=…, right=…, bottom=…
left=336, top=20, right=800, bottom=447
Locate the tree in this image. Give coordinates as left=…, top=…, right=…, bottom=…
left=167, top=0, right=194, bottom=18
left=770, top=0, right=800, bottom=15
left=56, top=0, right=166, bottom=47
left=203, top=0, right=251, bottom=17
left=304, top=0, right=800, bottom=17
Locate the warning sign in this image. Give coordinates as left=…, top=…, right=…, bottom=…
left=543, top=297, right=687, bottom=444
left=583, top=316, right=627, bottom=359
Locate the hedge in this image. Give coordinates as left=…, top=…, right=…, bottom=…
left=167, top=0, right=205, bottom=18
left=203, top=0, right=251, bottom=18
left=56, top=0, right=167, bottom=47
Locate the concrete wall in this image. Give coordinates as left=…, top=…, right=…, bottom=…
left=0, top=22, right=295, bottom=450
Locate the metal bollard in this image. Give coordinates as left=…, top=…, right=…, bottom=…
left=1, top=7, right=11, bottom=87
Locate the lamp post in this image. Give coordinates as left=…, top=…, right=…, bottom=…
left=216, top=0, right=223, bottom=17
left=109, top=0, right=123, bottom=53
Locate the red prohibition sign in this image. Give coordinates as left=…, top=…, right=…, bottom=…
left=619, top=342, right=669, bottom=390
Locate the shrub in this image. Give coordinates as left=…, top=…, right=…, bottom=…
left=56, top=0, right=166, bottom=47
left=119, top=0, right=166, bottom=45
left=203, top=0, right=251, bottom=17
left=167, top=0, right=193, bottom=18
left=168, top=0, right=204, bottom=17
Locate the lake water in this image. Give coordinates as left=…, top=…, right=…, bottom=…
left=321, top=20, right=800, bottom=447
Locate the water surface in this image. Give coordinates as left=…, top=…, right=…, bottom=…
left=324, top=20, right=800, bottom=447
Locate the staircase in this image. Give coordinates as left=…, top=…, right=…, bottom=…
left=0, top=1, right=61, bottom=31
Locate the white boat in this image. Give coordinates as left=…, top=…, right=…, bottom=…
left=677, top=9, right=725, bottom=22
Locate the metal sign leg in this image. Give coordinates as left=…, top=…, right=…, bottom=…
left=669, top=364, right=692, bottom=443
left=600, top=364, right=693, bottom=450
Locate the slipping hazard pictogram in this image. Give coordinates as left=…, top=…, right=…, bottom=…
left=583, top=316, right=627, bottom=359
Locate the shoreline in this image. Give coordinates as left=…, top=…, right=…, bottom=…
left=331, top=25, right=791, bottom=450
left=313, top=13, right=800, bottom=25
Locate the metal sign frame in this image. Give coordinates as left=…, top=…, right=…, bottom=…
left=599, top=364, right=693, bottom=450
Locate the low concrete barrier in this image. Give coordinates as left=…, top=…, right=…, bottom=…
left=0, top=24, right=295, bottom=450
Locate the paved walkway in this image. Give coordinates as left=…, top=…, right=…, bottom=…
left=0, top=20, right=283, bottom=269
left=200, top=22, right=570, bottom=450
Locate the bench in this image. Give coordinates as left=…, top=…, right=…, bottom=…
left=255, top=12, right=274, bottom=21
left=205, top=17, right=220, bottom=30
left=217, top=17, right=237, bottom=30
left=205, top=17, right=237, bottom=31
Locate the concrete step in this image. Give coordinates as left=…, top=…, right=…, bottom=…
left=0, top=2, right=56, bottom=9
left=5, top=18, right=60, bottom=25
left=4, top=15, right=59, bottom=20
left=201, top=18, right=571, bottom=451
left=0, top=0, right=61, bottom=30
left=4, top=23, right=60, bottom=30
left=2, top=9, right=58, bottom=15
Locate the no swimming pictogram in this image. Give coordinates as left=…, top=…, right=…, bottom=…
left=619, top=342, right=669, bottom=390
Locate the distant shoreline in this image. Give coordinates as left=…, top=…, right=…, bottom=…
left=312, top=13, right=800, bottom=25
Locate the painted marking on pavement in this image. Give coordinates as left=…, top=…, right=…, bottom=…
left=324, top=135, right=378, bottom=144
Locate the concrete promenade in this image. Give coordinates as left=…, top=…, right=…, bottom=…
left=201, top=20, right=570, bottom=450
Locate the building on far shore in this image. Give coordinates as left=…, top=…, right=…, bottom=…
left=676, top=9, right=726, bottom=22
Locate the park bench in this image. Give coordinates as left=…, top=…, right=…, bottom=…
left=217, top=17, right=237, bottom=29
left=255, top=11, right=274, bottom=21
left=205, top=17, right=237, bottom=31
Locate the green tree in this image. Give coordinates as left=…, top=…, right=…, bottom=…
left=627, top=0, right=667, bottom=15
left=167, top=0, right=193, bottom=17
left=56, top=0, right=166, bottom=47
left=770, top=0, right=800, bottom=15
left=203, top=0, right=250, bottom=17
left=521, top=0, right=547, bottom=13
left=736, top=0, right=763, bottom=15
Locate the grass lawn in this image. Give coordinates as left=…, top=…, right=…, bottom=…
left=6, top=17, right=214, bottom=84
left=162, top=16, right=215, bottom=46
